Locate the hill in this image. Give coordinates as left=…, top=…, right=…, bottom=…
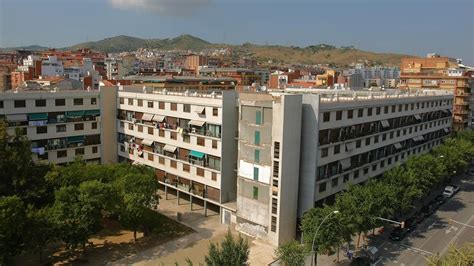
left=5, top=34, right=410, bottom=66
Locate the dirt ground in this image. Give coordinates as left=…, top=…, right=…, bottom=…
left=14, top=216, right=193, bottom=265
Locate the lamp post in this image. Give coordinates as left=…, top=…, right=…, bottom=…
left=311, top=210, right=339, bottom=266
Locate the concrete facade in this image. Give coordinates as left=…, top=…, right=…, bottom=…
left=0, top=89, right=102, bottom=164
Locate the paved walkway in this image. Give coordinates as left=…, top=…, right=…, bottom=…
left=113, top=190, right=277, bottom=265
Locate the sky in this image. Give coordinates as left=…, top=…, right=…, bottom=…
left=1, top=0, right=473, bottom=65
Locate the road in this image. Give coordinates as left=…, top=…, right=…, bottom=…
left=376, top=176, right=474, bottom=266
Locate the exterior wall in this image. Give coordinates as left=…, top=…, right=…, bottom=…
left=267, top=94, right=302, bottom=246
left=100, top=86, right=118, bottom=163
left=236, top=93, right=302, bottom=246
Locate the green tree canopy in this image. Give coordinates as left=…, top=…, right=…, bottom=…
left=204, top=230, right=249, bottom=266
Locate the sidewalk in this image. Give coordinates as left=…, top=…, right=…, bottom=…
left=112, top=189, right=277, bottom=265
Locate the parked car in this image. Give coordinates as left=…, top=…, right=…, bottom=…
left=435, top=195, right=447, bottom=205
left=442, top=185, right=460, bottom=198
left=389, top=227, right=408, bottom=241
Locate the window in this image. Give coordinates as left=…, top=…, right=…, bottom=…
left=91, top=98, right=97, bottom=105
left=253, top=186, right=259, bottom=199
left=57, top=150, right=67, bottom=158
left=128, top=98, right=133, bottom=105
left=148, top=127, right=154, bottom=135
left=336, top=111, right=342, bottom=120
left=170, top=132, right=177, bottom=140
left=405, top=104, right=408, bottom=111
left=382, top=134, right=386, bottom=141
left=347, top=110, right=353, bottom=119
left=138, top=125, right=143, bottom=132
left=92, top=146, right=98, bottom=154
left=36, top=126, right=47, bottom=134
left=319, top=182, right=326, bottom=192
left=376, top=107, right=381, bottom=115
left=74, top=98, right=83, bottom=105
left=213, top=108, right=218, bottom=117
left=323, top=112, right=330, bottom=122
left=55, top=99, right=65, bottom=106
left=137, top=99, right=143, bottom=106
left=148, top=153, right=154, bottom=161
left=321, top=148, right=328, bottom=158
left=0, top=101, right=3, bottom=108
left=212, top=140, right=218, bottom=149
left=372, top=164, right=377, bottom=171
left=14, top=100, right=26, bottom=108
left=184, top=104, right=191, bottom=113
left=92, top=122, right=97, bottom=129
left=171, top=103, right=177, bottom=111
left=374, top=135, right=379, bottom=143
left=35, top=99, right=46, bottom=107
left=255, top=131, right=260, bottom=145
left=332, top=177, right=338, bottom=187
left=343, top=174, right=349, bottom=183
left=197, top=137, right=205, bottom=146
left=364, top=167, right=369, bottom=174
left=183, top=164, right=190, bottom=172
left=159, top=129, right=165, bottom=137
left=253, top=167, right=259, bottom=181
left=367, top=108, right=372, bottom=116
left=356, top=139, right=361, bottom=148
left=75, top=148, right=85, bottom=156
left=212, top=172, right=217, bottom=181
left=384, top=106, right=388, bottom=114
left=365, top=137, right=371, bottom=145
left=380, top=160, right=385, bottom=167
left=128, top=123, right=134, bottom=130
left=148, top=101, right=154, bottom=108
left=119, top=98, right=124, bottom=104
left=75, top=123, right=84, bottom=131
left=398, top=105, right=402, bottom=112
left=358, top=108, right=364, bottom=117
left=354, top=170, right=359, bottom=179
left=256, top=111, right=262, bottom=125
left=334, top=144, right=340, bottom=154
left=391, top=105, right=396, bottom=112
left=159, top=102, right=165, bottom=109
left=56, top=125, right=66, bottom=132
left=255, top=149, right=260, bottom=163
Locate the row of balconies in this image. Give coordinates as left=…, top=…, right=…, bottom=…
left=118, top=120, right=221, bottom=157
left=118, top=144, right=220, bottom=188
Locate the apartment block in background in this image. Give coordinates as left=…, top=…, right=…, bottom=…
left=0, top=88, right=102, bottom=164
left=399, top=55, right=473, bottom=130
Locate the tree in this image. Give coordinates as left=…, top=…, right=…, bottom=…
left=406, top=154, right=447, bottom=195
left=50, top=181, right=114, bottom=253
left=275, top=241, right=309, bottom=266
left=384, top=165, right=423, bottom=217
left=0, top=121, right=53, bottom=207
left=24, top=206, right=57, bottom=262
left=426, top=243, right=474, bottom=265
left=204, top=230, right=249, bottom=266
left=115, top=168, right=159, bottom=241
left=0, top=196, right=27, bottom=263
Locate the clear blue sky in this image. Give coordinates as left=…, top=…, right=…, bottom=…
left=1, top=0, right=473, bottom=65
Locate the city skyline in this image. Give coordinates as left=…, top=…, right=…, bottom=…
left=1, top=0, right=473, bottom=65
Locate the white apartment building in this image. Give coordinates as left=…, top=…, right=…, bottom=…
left=233, top=89, right=453, bottom=246
left=0, top=88, right=102, bottom=164
left=108, top=86, right=238, bottom=219
left=41, top=56, right=64, bottom=77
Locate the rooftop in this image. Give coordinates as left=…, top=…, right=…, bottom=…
left=283, top=88, right=453, bottom=103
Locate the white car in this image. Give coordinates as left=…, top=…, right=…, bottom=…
left=442, top=185, right=460, bottom=198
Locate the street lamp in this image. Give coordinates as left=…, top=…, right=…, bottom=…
left=311, top=210, right=339, bottom=266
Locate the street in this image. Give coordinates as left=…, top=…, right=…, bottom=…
left=375, top=176, right=474, bottom=266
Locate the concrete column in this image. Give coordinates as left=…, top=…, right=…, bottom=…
left=177, top=190, right=180, bottom=205
left=204, top=200, right=207, bottom=216
left=165, top=185, right=168, bottom=200
left=190, top=195, right=193, bottom=211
